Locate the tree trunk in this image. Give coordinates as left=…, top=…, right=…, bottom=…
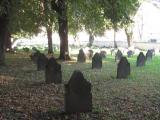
left=51, top=0, right=70, bottom=60
left=5, top=30, right=12, bottom=52
left=0, top=15, right=8, bottom=65
left=113, top=28, right=117, bottom=48
left=88, top=33, right=94, bottom=47
left=125, top=28, right=133, bottom=47
left=47, top=28, right=53, bottom=54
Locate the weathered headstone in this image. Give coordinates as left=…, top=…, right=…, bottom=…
left=86, top=49, right=94, bottom=59
left=127, top=50, right=134, bottom=57
left=64, top=70, right=92, bottom=113
left=45, top=57, right=62, bottom=84
left=92, top=53, right=102, bottom=69
left=100, top=50, right=107, bottom=58
left=146, top=50, right=153, bottom=61
left=117, top=57, right=130, bottom=79
left=37, top=53, right=48, bottom=71
left=136, top=52, right=146, bottom=67
left=30, top=50, right=40, bottom=64
left=77, top=49, right=86, bottom=62
left=115, top=50, right=123, bottom=62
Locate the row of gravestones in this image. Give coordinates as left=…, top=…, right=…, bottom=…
left=29, top=48, right=154, bottom=115
left=30, top=51, right=92, bottom=114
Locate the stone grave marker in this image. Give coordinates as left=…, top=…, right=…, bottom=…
left=127, top=50, right=134, bottom=57
left=100, top=50, right=107, bottom=58
left=115, top=50, right=123, bottom=62
left=77, top=49, right=86, bottom=63
left=45, top=57, right=62, bottom=84
left=64, top=70, right=92, bottom=113
left=30, top=50, right=40, bottom=64
left=87, top=49, right=94, bottom=59
left=117, top=57, right=130, bottom=79
left=92, top=53, right=102, bottom=69
left=136, top=52, right=146, bottom=67
left=37, top=53, right=48, bottom=71
left=146, top=50, right=153, bottom=61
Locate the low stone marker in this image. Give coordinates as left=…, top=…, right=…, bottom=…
left=100, top=50, right=107, bottom=58
left=92, top=53, right=102, bottom=69
left=117, top=57, right=130, bottom=79
left=45, top=57, right=62, bottom=84
left=37, top=53, right=48, bottom=71
left=127, top=50, right=134, bottom=57
left=30, top=50, right=40, bottom=64
left=136, top=52, right=146, bottom=67
left=146, top=50, right=153, bottom=61
left=64, top=70, right=92, bottom=113
left=115, top=50, right=123, bottom=62
left=87, top=49, right=94, bottom=59
left=77, top=49, right=86, bottom=63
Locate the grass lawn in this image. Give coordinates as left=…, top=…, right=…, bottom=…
left=0, top=52, right=160, bottom=119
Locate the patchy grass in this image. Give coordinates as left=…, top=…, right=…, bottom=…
left=1, top=52, right=160, bottom=119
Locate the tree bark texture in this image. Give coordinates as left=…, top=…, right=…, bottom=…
left=51, top=0, right=70, bottom=60
left=47, top=28, right=53, bottom=54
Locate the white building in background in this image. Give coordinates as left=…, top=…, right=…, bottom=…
left=133, top=0, right=160, bottom=42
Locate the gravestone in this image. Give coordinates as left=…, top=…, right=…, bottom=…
left=117, top=57, right=130, bottom=79
left=30, top=50, right=40, bottom=64
left=87, top=49, right=94, bottom=59
left=136, top=52, right=146, bottom=67
left=77, top=49, right=86, bottom=62
left=45, top=57, right=62, bottom=84
left=115, top=50, right=123, bottom=62
left=37, top=53, right=48, bottom=71
left=92, top=53, right=102, bottom=69
left=127, top=50, right=134, bottom=57
left=100, top=51, right=107, bottom=58
left=146, top=50, right=153, bottom=61
left=64, top=70, right=92, bottom=113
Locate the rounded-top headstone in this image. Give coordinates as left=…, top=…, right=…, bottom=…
left=68, top=70, right=91, bottom=96
left=77, top=49, right=86, bottom=63
left=117, top=57, right=130, bottom=79
left=65, top=70, right=92, bottom=113
left=92, top=53, right=102, bottom=69
left=136, top=52, right=146, bottom=67
left=100, top=50, right=107, bottom=58
left=115, top=50, right=123, bottom=62
left=146, top=50, right=153, bottom=61
left=45, top=57, right=62, bottom=84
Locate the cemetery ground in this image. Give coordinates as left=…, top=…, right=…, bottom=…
left=0, top=51, right=160, bottom=120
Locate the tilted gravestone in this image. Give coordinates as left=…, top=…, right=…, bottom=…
left=37, top=53, right=48, bottom=71
left=92, top=53, right=102, bottom=69
left=127, top=50, right=134, bottom=58
left=87, top=49, right=94, bottom=59
left=45, top=57, right=62, bottom=84
left=115, top=50, right=123, bottom=62
left=77, top=49, right=86, bottom=63
left=100, top=50, right=107, bottom=58
left=146, top=50, right=153, bottom=61
left=117, top=57, right=130, bottom=79
left=136, top=52, right=146, bottom=67
left=64, top=70, right=92, bottom=113
left=30, top=50, right=41, bottom=64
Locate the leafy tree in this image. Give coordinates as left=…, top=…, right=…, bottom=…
left=101, top=0, right=142, bottom=48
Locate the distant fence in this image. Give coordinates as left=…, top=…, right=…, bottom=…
left=78, top=41, right=160, bottom=49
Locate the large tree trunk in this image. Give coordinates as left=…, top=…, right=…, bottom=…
left=47, top=28, right=53, bottom=54
left=125, top=28, right=133, bottom=47
left=88, top=33, right=94, bottom=47
left=51, top=0, right=70, bottom=60
left=113, top=28, right=117, bottom=48
left=5, top=30, right=12, bottom=52
left=0, top=14, right=9, bottom=65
